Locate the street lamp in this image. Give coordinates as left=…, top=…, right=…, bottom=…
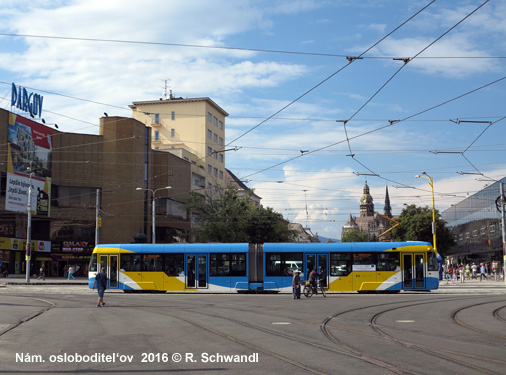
left=136, top=186, right=172, bottom=244
left=415, top=172, right=437, bottom=253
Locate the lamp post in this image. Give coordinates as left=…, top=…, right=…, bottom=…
left=136, top=186, right=172, bottom=244
left=415, top=172, right=437, bottom=254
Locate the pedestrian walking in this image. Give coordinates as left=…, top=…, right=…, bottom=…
left=68, top=265, right=75, bottom=280
left=37, top=266, right=45, bottom=281
left=458, top=264, right=464, bottom=283
left=465, top=264, right=471, bottom=280
left=92, top=267, right=108, bottom=307
left=480, top=263, right=488, bottom=281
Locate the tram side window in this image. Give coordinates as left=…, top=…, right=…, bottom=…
left=330, top=253, right=351, bottom=276
left=164, top=254, right=184, bottom=276
left=143, top=254, right=163, bottom=271
left=121, top=254, right=142, bottom=271
left=265, top=253, right=302, bottom=276
left=230, top=253, right=246, bottom=276
left=353, top=253, right=376, bottom=271
left=266, top=253, right=282, bottom=276
left=210, top=254, right=230, bottom=276
left=377, top=253, right=400, bottom=272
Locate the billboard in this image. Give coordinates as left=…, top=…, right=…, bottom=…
left=6, top=113, right=52, bottom=216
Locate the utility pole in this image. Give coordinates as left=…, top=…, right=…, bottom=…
left=500, top=182, right=506, bottom=285
left=95, top=189, right=101, bottom=246
left=25, top=172, right=33, bottom=283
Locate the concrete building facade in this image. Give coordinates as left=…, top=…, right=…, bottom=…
left=0, top=109, right=191, bottom=278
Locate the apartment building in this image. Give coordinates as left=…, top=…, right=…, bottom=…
left=129, top=95, right=228, bottom=197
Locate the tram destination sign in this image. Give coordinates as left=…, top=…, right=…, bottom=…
left=11, top=82, right=44, bottom=118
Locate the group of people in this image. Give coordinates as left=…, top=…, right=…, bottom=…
left=443, top=261, right=502, bottom=283
left=291, top=268, right=320, bottom=299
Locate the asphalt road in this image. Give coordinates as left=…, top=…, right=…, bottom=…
left=1, top=281, right=505, bottom=375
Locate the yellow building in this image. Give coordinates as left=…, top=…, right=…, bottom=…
left=130, top=95, right=228, bottom=197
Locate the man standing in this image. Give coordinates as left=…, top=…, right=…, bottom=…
left=292, top=271, right=301, bottom=299
left=92, top=267, right=108, bottom=307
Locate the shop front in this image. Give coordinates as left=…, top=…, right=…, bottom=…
left=51, top=241, right=94, bottom=278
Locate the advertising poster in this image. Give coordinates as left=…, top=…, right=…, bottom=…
left=6, top=113, right=52, bottom=216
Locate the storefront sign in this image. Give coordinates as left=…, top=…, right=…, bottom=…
left=11, top=83, right=44, bottom=118
left=0, top=237, right=50, bottom=252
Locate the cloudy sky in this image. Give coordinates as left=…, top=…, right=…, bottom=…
left=1, top=0, right=506, bottom=240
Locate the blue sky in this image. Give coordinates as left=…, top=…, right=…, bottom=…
left=1, top=0, right=506, bottom=240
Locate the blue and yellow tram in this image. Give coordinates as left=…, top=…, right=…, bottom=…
left=89, top=241, right=439, bottom=293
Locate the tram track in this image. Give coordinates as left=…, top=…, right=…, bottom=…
left=135, top=305, right=423, bottom=375
left=367, top=299, right=506, bottom=375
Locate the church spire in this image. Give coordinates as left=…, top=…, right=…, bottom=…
left=384, top=185, right=392, bottom=218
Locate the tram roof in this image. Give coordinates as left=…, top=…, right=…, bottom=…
left=93, top=242, right=433, bottom=254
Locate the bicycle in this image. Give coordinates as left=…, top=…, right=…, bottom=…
left=303, top=280, right=326, bottom=298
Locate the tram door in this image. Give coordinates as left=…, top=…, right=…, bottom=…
left=402, top=253, right=425, bottom=289
left=186, top=255, right=208, bottom=289
left=305, top=254, right=329, bottom=288
left=97, top=255, right=119, bottom=289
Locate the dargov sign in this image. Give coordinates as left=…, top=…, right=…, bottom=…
left=11, top=83, right=44, bottom=118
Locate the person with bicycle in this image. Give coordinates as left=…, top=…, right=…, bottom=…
left=308, top=268, right=319, bottom=295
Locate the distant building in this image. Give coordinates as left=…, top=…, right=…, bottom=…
left=225, top=169, right=261, bottom=206
left=441, top=177, right=505, bottom=267
left=289, top=223, right=318, bottom=243
left=341, top=182, right=392, bottom=241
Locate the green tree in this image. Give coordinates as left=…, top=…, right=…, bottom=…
left=185, top=186, right=296, bottom=243
left=341, top=230, right=367, bottom=243
left=390, top=204, right=455, bottom=256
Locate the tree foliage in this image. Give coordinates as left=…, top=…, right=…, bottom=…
left=185, top=186, right=297, bottom=243
left=390, top=204, right=455, bottom=256
left=341, top=230, right=367, bottom=243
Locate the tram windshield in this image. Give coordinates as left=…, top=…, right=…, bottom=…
left=427, top=252, right=439, bottom=271
left=89, top=253, right=97, bottom=272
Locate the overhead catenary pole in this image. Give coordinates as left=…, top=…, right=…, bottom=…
left=500, top=182, right=506, bottom=285
left=95, top=188, right=101, bottom=246
left=25, top=173, right=33, bottom=283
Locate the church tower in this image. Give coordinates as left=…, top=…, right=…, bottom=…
left=359, top=181, right=374, bottom=217
left=384, top=185, right=392, bottom=218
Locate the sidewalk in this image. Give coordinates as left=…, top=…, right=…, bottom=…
left=438, top=276, right=506, bottom=289
left=0, top=276, right=88, bottom=286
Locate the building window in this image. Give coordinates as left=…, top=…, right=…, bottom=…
left=214, top=133, right=218, bottom=143
left=207, top=112, right=212, bottom=122
left=459, top=234, right=463, bottom=241
left=219, top=154, right=223, bottom=163
left=219, top=137, right=223, bottom=146
left=219, top=121, right=223, bottom=129
left=490, top=225, right=495, bottom=233
left=171, top=111, right=175, bottom=120
left=219, top=170, right=223, bottom=179
left=465, top=232, right=470, bottom=239
left=208, top=147, right=212, bottom=156
left=207, top=165, right=212, bottom=173
left=480, top=226, right=486, bottom=235
left=154, top=130, right=160, bottom=141
left=213, top=168, right=218, bottom=177
left=472, top=230, right=477, bottom=237
left=171, top=129, right=175, bottom=137
left=154, top=113, right=160, bottom=124
left=207, top=129, right=212, bottom=139
left=213, top=151, right=217, bottom=159
left=213, top=117, right=218, bottom=126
